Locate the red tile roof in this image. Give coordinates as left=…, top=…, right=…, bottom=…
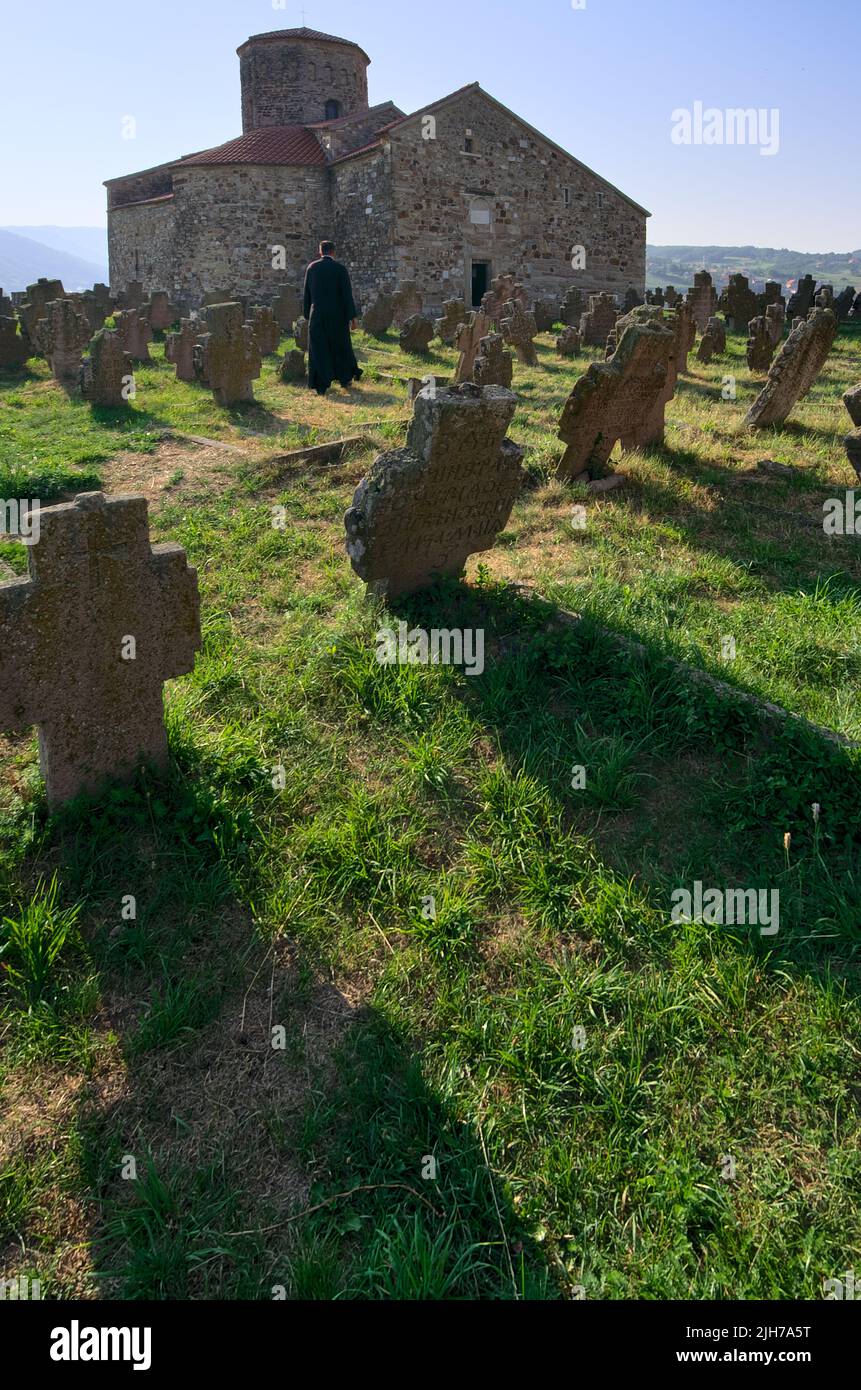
left=237, top=27, right=370, bottom=64
left=176, top=126, right=327, bottom=168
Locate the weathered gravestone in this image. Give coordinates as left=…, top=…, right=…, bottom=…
left=473, top=332, right=513, bottom=388
left=623, top=288, right=644, bottom=313
left=481, top=272, right=528, bottom=327
left=145, top=290, right=179, bottom=332
left=271, top=284, right=302, bottom=332
left=114, top=308, right=153, bottom=363
left=194, top=302, right=262, bottom=406
left=279, top=348, right=306, bottom=383
left=762, top=281, right=784, bottom=310
left=79, top=328, right=133, bottom=406
left=34, top=299, right=92, bottom=386
left=18, top=279, right=66, bottom=353
left=390, top=282, right=423, bottom=328
left=646, top=288, right=665, bottom=307
left=785, top=274, right=816, bottom=323
left=453, top=308, right=491, bottom=383
left=719, top=273, right=759, bottom=331
left=844, top=382, right=861, bottom=427
left=672, top=301, right=696, bottom=373
left=815, top=286, right=834, bottom=310
left=686, top=270, right=718, bottom=332
left=556, top=310, right=677, bottom=480
left=500, top=299, right=538, bottom=365
left=0, top=491, right=201, bottom=807
left=165, top=317, right=203, bottom=382
left=745, top=307, right=838, bottom=427
left=248, top=305, right=280, bottom=356
left=0, top=317, right=29, bottom=368
left=579, top=292, right=619, bottom=348
left=533, top=299, right=557, bottom=332
left=0, top=289, right=14, bottom=318
left=80, top=283, right=114, bottom=332
left=117, top=280, right=145, bottom=311
left=696, top=315, right=726, bottom=364
left=843, top=383, right=861, bottom=482
left=344, top=382, right=524, bottom=596
left=663, top=286, right=680, bottom=308
left=292, top=316, right=309, bottom=351
left=433, top=298, right=467, bottom=345
left=559, top=285, right=587, bottom=326
left=833, top=286, right=856, bottom=321
left=746, top=316, right=775, bottom=372
left=361, top=293, right=395, bottom=338
left=556, top=325, right=581, bottom=357
left=399, top=314, right=434, bottom=356
left=202, top=287, right=232, bottom=308
left=765, top=301, right=785, bottom=346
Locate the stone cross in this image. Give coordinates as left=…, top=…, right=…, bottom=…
left=481, top=273, right=527, bottom=328
left=79, top=328, right=133, bottom=406
left=745, top=307, right=838, bottom=428
left=499, top=299, right=538, bottom=365
left=453, top=308, right=490, bottom=382
left=398, top=313, right=434, bottom=355
left=344, top=382, right=523, bottom=596
left=248, top=305, right=280, bottom=356
left=685, top=270, right=718, bottom=332
left=765, top=302, right=785, bottom=346
left=114, top=308, right=153, bottom=363
left=785, top=274, right=816, bottom=323
left=0, top=316, right=29, bottom=368
left=117, top=280, right=145, bottom=310
left=579, top=292, right=619, bottom=348
left=390, top=282, right=423, bottom=327
left=0, top=491, right=201, bottom=807
left=80, top=283, right=115, bottom=333
left=718, top=273, right=759, bottom=331
left=746, top=316, right=774, bottom=373
left=145, top=290, right=179, bottom=332
left=473, top=332, right=512, bottom=387
left=556, top=325, right=581, bottom=357
left=194, top=302, right=262, bottom=405
left=165, top=317, right=203, bottom=382
left=559, top=285, right=587, bottom=326
left=433, top=298, right=466, bottom=345
left=34, top=299, right=93, bottom=385
left=271, top=284, right=302, bottom=332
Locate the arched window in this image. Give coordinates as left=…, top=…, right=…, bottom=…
left=325, top=99, right=341, bottom=120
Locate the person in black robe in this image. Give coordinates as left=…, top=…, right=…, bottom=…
left=302, top=241, right=363, bottom=396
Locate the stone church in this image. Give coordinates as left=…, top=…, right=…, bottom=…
left=106, top=27, right=648, bottom=313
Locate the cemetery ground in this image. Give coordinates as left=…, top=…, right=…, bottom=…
left=1, top=323, right=860, bottom=1301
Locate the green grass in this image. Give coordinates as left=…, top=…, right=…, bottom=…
left=1, top=323, right=860, bottom=1300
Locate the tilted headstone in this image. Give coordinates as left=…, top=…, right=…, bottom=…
left=194, top=301, right=262, bottom=406
left=685, top=270, right=718, bottom=332
left=399, top=314, right=434, bottom=356
left=500, top=299, right=538, bottom=365
left=556, top=325, right=581, bottom=357
left=473, top=332, right=512, bottom=388
left=746, top=316, right=775, bottom=372
left=114, top=308, right=153, bottom=363
left=344, top=382, right=523, bottom=596
left=33, top=299, right=92, bottom=385
left=279, top=348, right=306, bottom=383
left=271, top=284, right=302, bottom=332
left=361, top=293, right=395, bottom=338
left=765, top=301, right=785, bottom=346
left=559, top=285, right=587, bottom=326
left=0, top=491, right=201, bottom=807
left=833, top=286, right=856, bottom=322
left=165, top=317, right=202, bottom=382
left=0, top=316, right=29, bottom=368
left=248, top=305, right=280, bottom=356
left=482, top=273, right=528, bottom=328
left=78, top=328, right=133, bottom=406
left=453, top=308, right=491, bottom=383
left=579, top=292, right=619, bottom=348
left=556, top=310, right=677, bottom=480
left=292, top=316, right=309, bottom=351
left=145, top=290, right=179, bottom=332
left=433, top=298, right=467, bottom=345
left=719, top=273, right=759, bottom=331
left=390, top=282, right=423, bottom=328
left=532, top=299, right=557, bottom=332
left=785, top=274, right=816, bottom=323
left=696, top=315, right=726, bottom=364
left=745, top=307, right=838, bottom=428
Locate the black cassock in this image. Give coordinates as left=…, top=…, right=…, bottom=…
left=302, top=255, right=363, bottom=395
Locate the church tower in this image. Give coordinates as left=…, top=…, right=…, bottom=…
left=238, top=27, right=370, bottom=131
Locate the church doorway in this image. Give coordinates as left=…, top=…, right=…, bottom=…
left=471, top=260, right=490, bottom=306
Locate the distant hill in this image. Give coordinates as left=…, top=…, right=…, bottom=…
left=0, top=229, right=108, bottom=293
left=647, top=244, right=861, bottom=293
left=2, top=225, right=108, bottom=269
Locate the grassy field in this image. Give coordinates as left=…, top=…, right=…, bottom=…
left=1, top=318, right=860, bottom=1301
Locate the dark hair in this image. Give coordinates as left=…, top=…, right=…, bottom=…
left=319, top=240, right=336, bottom=255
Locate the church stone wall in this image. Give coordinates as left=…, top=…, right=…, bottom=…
left=330, top=148, right=397, bottom=312
left=164, top=164, right=331, bottom=307
left=387, top=90, right=646, bottom=311
left=240, top=37, right=369, bottom=131
left=107, top=198, right=176, bottom=299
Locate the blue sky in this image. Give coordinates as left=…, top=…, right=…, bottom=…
left=2, top=0, right=858, bottom=249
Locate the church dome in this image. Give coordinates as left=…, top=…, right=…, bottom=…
left=238, top=27, right=371, bottom=131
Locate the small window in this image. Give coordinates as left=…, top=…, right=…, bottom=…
left=464, top=136, right=474, bottom=153
left=563, top=187, right=571, bottom=208
left=597, top=191, right=604, bottom=209
left=325, top=99, right=341, bottom=121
